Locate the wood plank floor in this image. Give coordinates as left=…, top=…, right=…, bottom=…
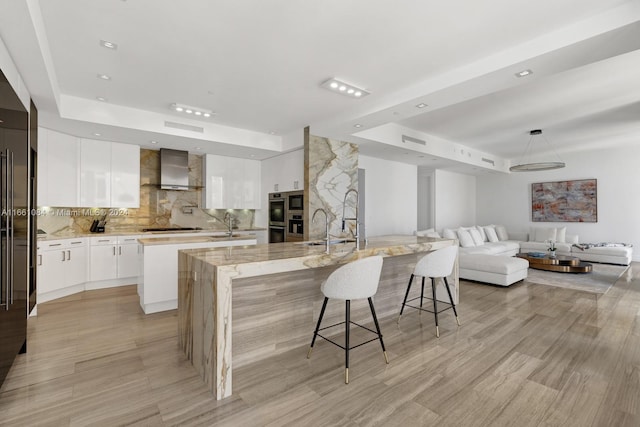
left=1, top=264, right=639, bottom=426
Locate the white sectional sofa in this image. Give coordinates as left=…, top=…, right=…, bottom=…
left=417, top=224, right=633, bottom=287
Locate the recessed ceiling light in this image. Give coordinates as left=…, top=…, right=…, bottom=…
left=515, top=69, right=533, bottom=78
left=150, top=140, right=158, bottom=144
left=416, top=103, right=428, bottom=108
left=0, top=119, right=4, bottom=123
left=99, top=40, right=118, bottom=50
left=170, top=103, right=214, bottom=119
left=96, top=96, right=107, bottom=102
left=321, top=78, right=370, bottom=98
left=195, top=147, right=201, bottom=150
left=97, top=74, right=111, bottom=80
left=93, top=133, right=101, bottom=137
left=269, top=131, right=277, bottom=135
left=354, top=124, right=362, bottom=128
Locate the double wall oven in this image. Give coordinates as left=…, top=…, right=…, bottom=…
left=269, top=191, right=304, bottom=243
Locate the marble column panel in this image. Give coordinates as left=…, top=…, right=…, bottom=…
left=305, top=133, right=358, bottom=241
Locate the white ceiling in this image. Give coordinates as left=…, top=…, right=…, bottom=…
left=0, top=0, right=638, bottom=171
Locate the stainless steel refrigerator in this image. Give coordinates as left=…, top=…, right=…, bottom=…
left=0, top=69, right=32, bottom=385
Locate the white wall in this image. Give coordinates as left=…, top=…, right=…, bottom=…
left=256, top=149, right=304, bottom=227
left=417, top=167, right=434, bottom=230
left=476, top=144, right=640, bottom=261
left=434, top=169, right=476, bottom=229
left=358, top=155, right=417, bottom=237
left=0, top=34, right=31, bottom=109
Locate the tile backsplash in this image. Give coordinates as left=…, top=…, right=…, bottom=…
left=37, top=149, right=256, bottom=234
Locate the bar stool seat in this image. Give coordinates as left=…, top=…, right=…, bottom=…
left=307, top=256, right=388, bottom=384
left=398, top=245, right=460, bottom=337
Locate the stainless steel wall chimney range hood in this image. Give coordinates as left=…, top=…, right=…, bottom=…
left=160, top=148, right=189, bottom=190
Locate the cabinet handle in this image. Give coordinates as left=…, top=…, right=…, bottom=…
left=113, top=246, right=116, bottom=256
left=67, top=250, right=71, bottom=260
left=50, top=243, right=62, bottom=247
left=119, top=246, right=122, bottom=255
left=99, top=239, right=110, bottom=242
left=62, top=251, right=66, bottom=262
left=71, top=241, right=82, bottom=245
left=38, top=254, right=42, bottom=266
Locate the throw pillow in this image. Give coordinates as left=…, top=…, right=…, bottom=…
left=484, top=226, right=499, bottom=243
left=469, top=228, right=484, bottom=246
left=457, top=228, right=476, bottom=248
left=495, top=225, right=509, bottom=241
left=535, top=227, right=557, bottom=243
left=414, top=228, right=435, bottom=237
left=442, top=228, right=457, bottom=240
left=476, top=225, right=487, bottom=242
left=556, top=226, right=567, bottom=243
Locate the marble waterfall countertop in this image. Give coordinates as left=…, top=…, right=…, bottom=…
left=178, top=234, right=457, bottom=400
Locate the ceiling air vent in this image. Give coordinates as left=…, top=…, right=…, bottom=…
left=481, top=157, right=495, bottom=166
left=164, top=121, right=204, bottom=133
left=401, top=135, right=426, bottom=145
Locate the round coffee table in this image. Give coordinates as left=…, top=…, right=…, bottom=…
left=516, top=253, right=592, bottom=273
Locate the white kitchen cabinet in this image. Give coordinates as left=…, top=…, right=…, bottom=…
left=111, top=143, right=140, bottom=208
left=203, top=154, right=261, bottom=209
left=37, top=128, right=80, bottom=206
left=261, top=149, right=303, bottom=193
left=89, top=235, right=140, bottom=281
left=37, top=239, right=88, bottom=301
left=80, top=139, right=111, bottom=207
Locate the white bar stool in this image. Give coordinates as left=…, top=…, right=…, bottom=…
left=307, top=256, right=389, bottom=384
left=398, top=245, right=460, bottom=337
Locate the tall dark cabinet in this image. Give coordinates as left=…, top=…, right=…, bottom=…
left=0, top=69, right=32, bottom=386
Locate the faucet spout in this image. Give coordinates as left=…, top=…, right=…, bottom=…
left=341, top=189, right=361, bottom=250
left=312, top=208, right=330, bottom=254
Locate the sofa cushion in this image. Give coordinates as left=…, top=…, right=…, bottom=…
left=460, top=254, right=529, bottom=275
left=485, top=226, right=499, bottom=243
left=495, top=225, right=509, bottom=241
left=531, top=227, right=557, bottom=242
left=556, top=226, right=567, bottom=243
left=476, top=226, right=487, bottom=242
left=457, top=228, right=475, bottom=247
left=442, top=228, right=457, bottom=240
left=469, top=228, right=484, bottom=246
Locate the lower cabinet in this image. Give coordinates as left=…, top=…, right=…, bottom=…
left=37, top=239, right=88, bottom=300
left=89, top=236, right=140, bottom=281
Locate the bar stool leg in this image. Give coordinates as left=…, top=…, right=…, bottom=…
left=307, top=297, right=328, bottom=359
left=420, top=276, right=425, bottom=313
left=398, top=274, right=415, bottom=322
left=443, top=277, right=461, bottom=326
left=345, top=300, right=350, bottom=384
left=368, top=297, right=389, bottom=364
left=431, top=277, right=439, bottom=337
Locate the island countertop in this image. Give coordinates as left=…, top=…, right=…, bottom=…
left=178, top=235, right=458, bottom=400
left=180, top=234, right=455, bottom=268
left=138, top=233, right=256, bottom=246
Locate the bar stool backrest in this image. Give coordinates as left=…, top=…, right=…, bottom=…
left=321, top=256, right=384, bottom=300
left=413, top=245, right=458, bottom=278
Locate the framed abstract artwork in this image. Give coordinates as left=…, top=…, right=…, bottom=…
left=531, top=179, right=597, bottom=222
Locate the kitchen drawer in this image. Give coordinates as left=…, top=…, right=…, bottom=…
left=117, top=235, right=141, bottom=244
left=38, top=238, right=87, bottom=250
left=90, top=236, right=118, bottom=246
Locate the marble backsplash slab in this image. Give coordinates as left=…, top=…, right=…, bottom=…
left=37, top=149, right=255, bottom=234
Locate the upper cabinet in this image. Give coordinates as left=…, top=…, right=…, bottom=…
left=80, top=139, right=111, bottom=207
left=111, top=143, right=140, bottom=208
left=203, top=154, right=261, bottom=209
left=37, top=128, right=140, bottom=208
left=261, top=149, right=303, bottom=193
left=37, top=128, right=80, bottom=206
left=80, top=139, right=140, bottom=208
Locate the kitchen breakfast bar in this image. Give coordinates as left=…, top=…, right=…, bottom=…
left=178, top=235, right=458, bottom=399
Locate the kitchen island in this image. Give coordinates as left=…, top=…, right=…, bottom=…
left=137, top=234, right=257, bottom=313
left=178, top=235, right=457, bottom=399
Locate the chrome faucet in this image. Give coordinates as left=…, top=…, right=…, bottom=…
left=223, top=212, right=234, bottom=237
left=341, top=189, right=360, bottom=250
left=312, top=208, right=330, bottom=253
